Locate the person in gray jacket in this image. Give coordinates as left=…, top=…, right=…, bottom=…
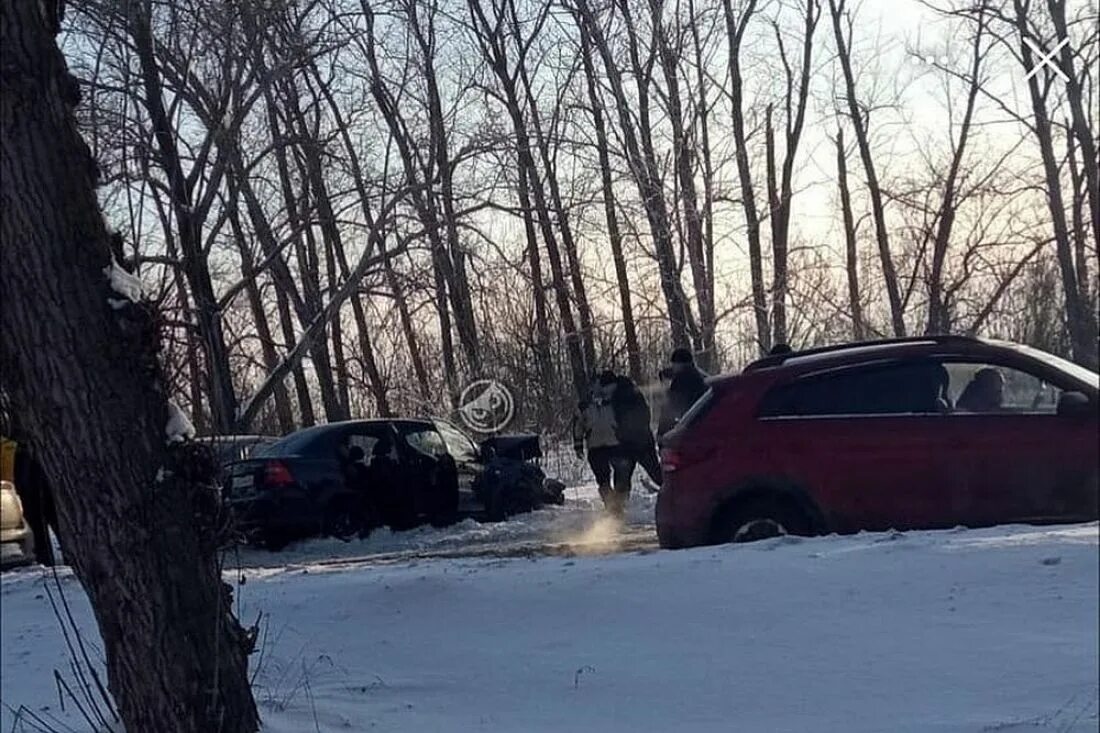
left=572, top=372, right=635, bottom=515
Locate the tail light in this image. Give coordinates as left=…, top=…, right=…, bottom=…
left=262, top=460, right=294, bottom=488
left=660, top=447, right=684, bottom=473
left=660, top=444, right=714, bottom=473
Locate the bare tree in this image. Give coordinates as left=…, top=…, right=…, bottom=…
left=828, top=0, right=906, bottom=336
left=764, top=0, right=821, bottom=346
left=571, top=0, right=698, bottom=351
left=0, top=2, right=259, bottom=730
left=835, top=127, right=866, bottom=340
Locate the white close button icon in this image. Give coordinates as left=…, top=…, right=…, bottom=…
left=1024, top=37, right=1070, bottom=81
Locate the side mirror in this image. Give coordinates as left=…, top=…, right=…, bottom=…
left=1056, top=391, right=1094, bottom=419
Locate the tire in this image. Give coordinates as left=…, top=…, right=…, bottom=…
left=258, top=530, right=290, bottom=552
left=716, top=496, right=810, bottom=545
left=323, top=499, right=361, bottom=541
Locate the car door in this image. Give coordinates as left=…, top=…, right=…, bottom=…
left=942, top=360, right=1099, bottom=525
left=433, top=420, right=485, bottom=514
left=395, top=421, right=455, bottom=518
left=756, top=358, right=965, bottom=533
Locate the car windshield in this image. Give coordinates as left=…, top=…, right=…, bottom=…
left=1015, top=345, right=1099, bottom=389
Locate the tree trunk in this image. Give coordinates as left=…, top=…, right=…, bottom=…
left=468, top=0, right=588, bottom=396
left=0, top=4, right=259, bottom=730
left=516, top=41, right=597, bottom=375
left=828, top=0, right=906, bottom=336
left=303, top=61, right=396, bottom=415
left=649, top=0, right=716, bottom=366
left=688, top=0, right=718, bottom=367
left=518, top=162, right=558, bottom=421
left=361, top=0, right=481, bottom=377
left=925, top=6, right=984, bottom=335
left=836, top=129, right=865, bottom=340
left=722, top=0, right=771, bottom=352
left=128, top=0, right=239, bottom=429
left=1047, top=0, right=1100, bottom=254
left=1013, top=0, right=1098, bottom=367
left=227, top=201, right=295, bottom=433
left=578, top=20, right=642, bottom=381
left=382, top=235, right=435, bottom=405
left=765, top=105, right=785, bottom=345
left=573, top=0, right=696, bottom=350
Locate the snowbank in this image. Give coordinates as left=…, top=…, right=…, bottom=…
left=2, top=522, right=1097, bottom=733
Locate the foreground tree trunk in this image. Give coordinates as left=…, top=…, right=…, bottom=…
left=0, top=4, right=259, bottom=732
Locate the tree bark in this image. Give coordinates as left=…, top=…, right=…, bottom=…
left=0, top=3, right=259, bottom=730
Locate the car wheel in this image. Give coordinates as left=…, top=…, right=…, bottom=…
left=324, top=500, right=361, bottom=541
left=719, top=497, right=809, bottom=545
left=258, top=530, right=290, bottom=552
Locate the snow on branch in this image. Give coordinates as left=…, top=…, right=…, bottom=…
left=166, top=402, right=196, bottom=444
left=103, top=258, right=143, bottom=308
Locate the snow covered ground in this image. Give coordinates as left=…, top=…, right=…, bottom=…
left=234, top=482, right=659, bottom=569
left=2, top=515, right=1097, bottom=732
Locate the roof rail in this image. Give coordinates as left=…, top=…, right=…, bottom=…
left=742, top=335, right=980, bottom=373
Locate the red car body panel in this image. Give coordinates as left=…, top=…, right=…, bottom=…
left=656, top=338, right=1099, bottom=549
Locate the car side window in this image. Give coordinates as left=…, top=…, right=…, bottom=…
left=759, top=360, right=949, bottom=417
left=945, top=362, right=1062, bottom=414
left=345, top=433, right=379, bottom=457
left=402, top=426, right=449, bottom=459
left=339, top=426, right=394, bottom=461
left=435, top=421, right=480, bottom=462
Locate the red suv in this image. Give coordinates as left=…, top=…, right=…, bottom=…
left=656, top=337, right=1099, bottom=549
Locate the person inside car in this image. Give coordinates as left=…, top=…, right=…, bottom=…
left=956, top=367, right=1005, bottom=412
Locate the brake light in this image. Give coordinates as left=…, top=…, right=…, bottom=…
left=660, top=448, right=684, bottom=473
left=263, top=460, right=294, bottom=487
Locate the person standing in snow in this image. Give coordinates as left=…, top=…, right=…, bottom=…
left=656, top=348, right=709, bottom=439
left=13, top=443, right=60, bottom=566
left=608, top=373, right=662, bottom=490
left=573, top=372, right=631, bottom=515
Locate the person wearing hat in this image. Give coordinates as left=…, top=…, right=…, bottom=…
left=573, top=371, right=623, bottom=512
left=656, top=348, right=708, bottom=439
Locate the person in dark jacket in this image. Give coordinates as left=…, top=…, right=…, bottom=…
left=12, top=442, right=59, bottom=566
left=609, top=374, right=662, bottom=489
left=656, top=348, right=708, bottom=438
